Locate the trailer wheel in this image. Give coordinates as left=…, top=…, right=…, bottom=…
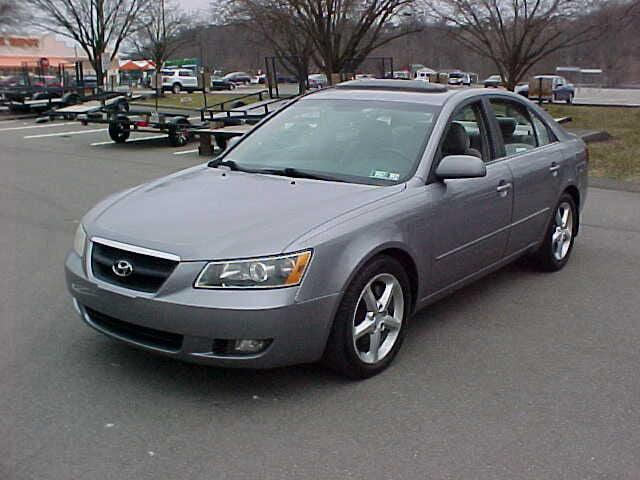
left=168, top=119, right=191, bottom=147
left=109, top=119, right=131, bottom=143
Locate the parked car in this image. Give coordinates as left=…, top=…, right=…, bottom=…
left=483, top=74, right=504, bottom=88
left=210, top=76, right=236, bottom=91
left=161, top=69, right=199, bottom=94
left=308, top=73, right=328, bottom=88
left=448, top=72, right=471, bottom=86
left=392, top=70, right=411, bottom=79
left=66, top=79, right=587, bottom=379
left=516, top=75, right=575, bottom=103
left=223, top=71, right=252, bottom=85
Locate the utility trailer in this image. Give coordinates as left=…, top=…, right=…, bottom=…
left=197, top=92, right=291, bottom=156
left=55, top=97, right=205, bottom=147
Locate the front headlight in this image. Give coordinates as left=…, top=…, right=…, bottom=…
left=73, top=224, right=87, bottom=258
left=195, top=250, right=312, bottom=289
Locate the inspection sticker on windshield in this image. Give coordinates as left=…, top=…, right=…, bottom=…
left=371, top=170, right=400, bottom=181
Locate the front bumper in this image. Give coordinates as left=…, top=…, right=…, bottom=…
left=65, top=252, right=340, bottom=368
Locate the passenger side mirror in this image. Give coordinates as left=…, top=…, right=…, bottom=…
left=435, top=155, right=487, bottom=180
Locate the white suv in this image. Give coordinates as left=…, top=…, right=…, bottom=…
left=161, top=69, right=199, bottom=94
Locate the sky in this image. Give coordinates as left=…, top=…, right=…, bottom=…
left=177, top=0, right=211, bottom=13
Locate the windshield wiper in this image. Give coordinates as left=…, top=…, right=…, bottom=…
left=209, top=160, right=346, bottom=183
left=208, top=158, right=241, bottom=170
left=258, top=167, right=347, bottom=183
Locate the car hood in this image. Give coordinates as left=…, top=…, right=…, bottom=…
left=87, top=165, right=405, bottom=260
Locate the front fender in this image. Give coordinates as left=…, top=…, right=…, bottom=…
left=293, top=190, right=429, bottom=307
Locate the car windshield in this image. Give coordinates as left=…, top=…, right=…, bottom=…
left=220, top=98, right=439, bottom=185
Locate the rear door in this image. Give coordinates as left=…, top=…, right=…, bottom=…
left=427, top=99, right=514, bottom=292
left=485, top=97, right=563, bottom=256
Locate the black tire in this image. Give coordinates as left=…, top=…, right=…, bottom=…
left=322, top=255, right=411, bottom=379
left=566, top=94, right=573, bottom=105
left=108, top=119, right=130, bottom=143
left=172, top=83, right=181, bottom=94
left=168, top=119, right=191, bottom=147
left=531, top=193, right=578, bottom=272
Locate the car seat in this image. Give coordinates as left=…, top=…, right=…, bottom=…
left=442, top=123, right=482, bottom=159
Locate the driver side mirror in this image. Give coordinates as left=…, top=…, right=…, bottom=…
left=435, top=155, right=487, bottom=180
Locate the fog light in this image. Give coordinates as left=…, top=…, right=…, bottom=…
left=233, top=339, right=269, bottom=353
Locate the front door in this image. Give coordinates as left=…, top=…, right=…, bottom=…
left=427, top=100, right=514, bottom=293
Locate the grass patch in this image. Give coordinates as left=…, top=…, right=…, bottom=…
left=135, top=92, right=261, bottom=110
left=546, top=104, right=640, bottom=182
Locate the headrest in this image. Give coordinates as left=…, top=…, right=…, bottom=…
left=443, top=122, right=470, bottom=155
left=497, top=117, right=517, bottom=137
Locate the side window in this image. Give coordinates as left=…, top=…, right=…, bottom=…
left=530, top=112, right=554, bottom=147
left=488, top=99, right=537, bottom=157
left=440, top=102, right=488, bottom=162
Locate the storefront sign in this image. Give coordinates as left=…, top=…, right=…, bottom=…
left=0, top=37, right=40, bottom=48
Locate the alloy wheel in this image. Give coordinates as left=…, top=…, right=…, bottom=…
left=552, top=201, right=573, bottom=261
left=352, top=273, right=404, bottom=364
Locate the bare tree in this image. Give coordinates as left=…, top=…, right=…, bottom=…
left=290, top=0, right=420, bottom=83
left=230, top=0, right=315, bottom=85
left=25, top=0, right=151, bottom=89
left=425, top=0, right=603, bottom=90
left=230, top=0, right=419, bottom=84
left=131, top=0, right=189, bottom=91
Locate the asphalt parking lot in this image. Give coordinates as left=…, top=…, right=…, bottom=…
left=2, top=117, right=640, bottom=480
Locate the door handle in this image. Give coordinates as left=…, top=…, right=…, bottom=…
left=496, top=182, right=512, bottom=197
left=549, top=163, right=561, bottom=176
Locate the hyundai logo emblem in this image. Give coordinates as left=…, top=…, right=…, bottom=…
left=112, top=259, right=134, bottom=277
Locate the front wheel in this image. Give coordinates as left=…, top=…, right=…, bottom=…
left=531, top=194, right=577, bottom=271
left=323, top=256, right=411, bottom=379
left=172, top=83, right=181, bottom=94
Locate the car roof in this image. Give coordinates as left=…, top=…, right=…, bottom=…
left=305, top=80, right=530, bottom=108
left=305, top=80, right=519, bottom=106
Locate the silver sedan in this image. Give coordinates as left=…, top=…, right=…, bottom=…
left=66, top=80, right=588, bottom=378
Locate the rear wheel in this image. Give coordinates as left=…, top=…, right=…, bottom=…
left=323, top=256, right=410, bottom=379
left=172, top=83, right=181, bottom=94
left=531, top=194, right=577, bottom=271
left=108, top=119, right=130, bottom=143
left=168, top=119, right=191, bottom=147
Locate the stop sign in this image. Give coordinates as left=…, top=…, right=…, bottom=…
left=39, top=57, right=49, bottom=69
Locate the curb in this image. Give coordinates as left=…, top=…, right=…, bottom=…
left=590, top=177, right=640, bottom=193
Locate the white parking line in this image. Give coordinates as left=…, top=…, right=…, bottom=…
left=0, top=122, right=75, bottom=132
left=24, top=128, right=107, bottom=139
left=90, top=135, right=167, bottom=146
left=173, top=148, right=199, bottom=155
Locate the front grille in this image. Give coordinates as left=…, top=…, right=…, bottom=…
left=85, top=307, right=183, bottom=351
left=91, top=242, right=178, bottom=293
